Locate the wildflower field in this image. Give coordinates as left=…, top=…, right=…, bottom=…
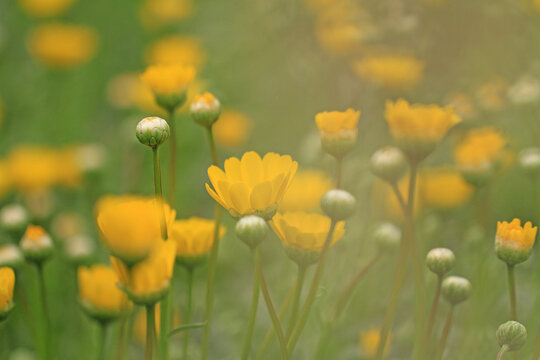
left=3, top=0, right=540, bottom=359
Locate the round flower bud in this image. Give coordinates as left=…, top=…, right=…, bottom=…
left=235, top=216, right=268, bottom=249
left=370, top=147, right=408, bottom=183
left=0, top=244, right=24, bottom=269
left=0, top=204, right=29, bottom=236
left=441, top=276, right=471, bottom=305
left=426, top=248, right=455, bottom=276
left=64, top=234, right=95, bottom=266
left=497, top=321, right=527, bottom=351
left=460, top=163, right=495, bottom=188
left=190, top=92, right=222, bottom=128
left=495, top=219, right=536, bottom=266
left=20, top=225, right=54, bottom=263
left=321, top=189, right=356, bottom=221
left=136, top=117, right=170, bottom=148
left=372, top=222, right=401, bottom=252
left=518, top=147, right=540, bottom=176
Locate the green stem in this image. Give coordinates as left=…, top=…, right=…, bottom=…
left=287, top=221, right=336, bottom=356
left=435, top=306, right=454, bottom=360
left=115, top=318, right=127, bottom=360
left=168, top=110, right=176, bottom=208
left=507, top=264, right=517, bottom=320
left=285, top=265, right=306, bottom=340
left=183, top=268, right=195, bottom=360
left=253, top=247, right=289, bottom=360
left=420, top=275, right=443, bottom=360
left=497, top=345, right=509, bottom=360
left=159, top=285, right=172, bottom=360
left=335, top=156, right=343, bottom=189
left=96, top=322, right=107, bottom=360
left=146, top=305, right=156, bottom=360
left=241, top=260, right=260, bottom=360
left=152, top=146, right=168, bottom=240
left=35, top=263, right=50, bottom=360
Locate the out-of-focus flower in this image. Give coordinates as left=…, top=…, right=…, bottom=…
left=321, top=189, right=356, bottom=221
left=507, top=76, right=540, bottom=104
left=18, top=0, right=74, bottom=17
left=0, top=204, right=29, bottom=235
left=190, top=92, right=222, bottom=128
left=27, top=23, right=98, bottom=69
left=280, top=169, right=333, bottom=212
left=495, top=219, right=537, bottom=265
left=64, top=234, right=94, bottom=265
left=111, top=240, right=176, bottom=305
left=315, top=108, right=360, bottom=157
left=95, top=195, right=176, bottom=265
left=271, top=211, right=345, bottom=266
left=51, top=212, right=85, bottom=240
left=212, top=109, right=253, bottom=148
left=370, top=146, right=408, bottom=184
left=75, top=144, right=106, bottom=173
left=420, top=168, right=473, bottom=210
left=107, top=73, right=160, bottom=112
left=140, top=0, right=193, bottom=29
left=475, top=78, right=508, bottom=111
left=0, top=245, right=24, bottom=269
left=316, top=20, right=372, bottom=55
left=23, top=189, right=54, bottom=219
left=385, top=99, right=460, bottom=161
left=206, top=151, right=298, bottom=219
left=78, top=264, right=131, bottom=321
left=534, top=0, right=540, bottom=14
left=140, top=64, right=195, bottom=111
left=352, top=54, right=424, bottom=90
left=0, top=267, right=15, bottom=319
left=145, top=35, right=205, bottom=69
left=446, top=92, right=476, bottom=120
left=519, top=147, right=540, bottom=176
left=359, top=328, right=390, bottom=357
left=20, top=225, right=54, bottom=262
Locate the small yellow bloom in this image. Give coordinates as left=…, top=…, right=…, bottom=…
left=78, top=265, right=131, bottom=319
left=420, top=168, right=473, bottom=210
left=7, top=146, right=61, bottom=192
left=496, top=219, right=537, bottom=265
left=145, top=35, right=205, bottom=69
left=352, top=54, right=424, bottom=89
left=95, top=195, right=176, bottom=264
left=106, top=73, right=160, bottom=112
left=212, top=109, right=253, bottom=148
left=140, top=0, right=193, bottom=28
left=18, top=0, right=74, bottom=17
left=359, top=328, right=390, bottom=357
left=20, top=225, right=54, bottom=261
left=316, top=20, right=370, bottom=55
left=0, top=267, right=15, bottom=317
left=455, top=127, right=506, bottom=168
left=140, top=64, right=195, bottom=96
left=27, top=23, right=98, bottom=69
left=206, top=152, right=298, bottom=219
left=315, top=108, right=360, bottom=157
left=280, top=169, right=333, bottom=212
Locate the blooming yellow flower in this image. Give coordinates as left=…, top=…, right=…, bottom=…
left=145, top=35, right=205, bottom=69
left=78, top=264, right=131, bottom=319
left=352, top=54, right=424, bottom=89
left=213, top=109, right=253, bottom=148
left=271, top=212, right=345, bottom=265
left=280, top=169, right=333, bottom=212
left=96, top=195, right=176, bottom=264
left=315, top=108, right=360, bottom=157
left=0, top=267, right=15, bottom=317
left=18, top=0, right=74, bottom=17
left=27, top=23, right=98, bottom=69
left=140, top=64, right=195, bottom=96
left=139, top=0, right=193, bottom=28
left=206, top=152, right=298, bottom=219
left=111, top=240, right=176, bottom=305
left=420, top=168, right=473, bottom=210
left=359, top=328, right=390, bottom=357
left=455, top=127, right=506, bottom=168
left=495, top=219, right=537, bottom=265
left=169, top=217, right=226, bottom=267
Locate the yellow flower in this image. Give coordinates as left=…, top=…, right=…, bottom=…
left=420, top=168, right=473, bottom=210
left=145, top=35, right=205, bottom=69
left=280, top=169, right=333, bottom=212
left=445, top=92, right=476, bottom=120
left=20, top=225, right=54, bottom=261
left=27, top=23, right=98, bottom=69
left=139, top=0, right=193, bottom=29
left=212, top=109, right=253, bottom=148
left=271, top=212, right=345, bottom=265
left=78, top=265, right=131, bottom=319
left=107, top=73, right=159, bottom=112
left=7, top=146, right=59, bottom=192
left=0, top=161, right=12, bottom=198
left=455, top=127, right=506, bottom=168
left=17, top=0, right=74, bottom=17
left=475, top=78, right=508, bottom=111
left=206, top=152, right=298, bottom=219
left=111, top=240, right=176, bottom=305
left=359, top=328, right=390, bottom=357
left=169, top=217, right=226, bottom=267
left=496, top=219, right=537, bottom=265
left=352, top=54, right=424, bottom=89
left=315, top=108, right=360, bottom=157
left=95, top=195, right=176, bottom=264
left=0, top=267, right=15, bottom=316
left=140, top=64, right=195, bottom=96
left=316, top=21, right=370, bottom=55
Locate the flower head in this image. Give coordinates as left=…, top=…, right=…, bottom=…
left=0, top=267, right=15, bottom=319
left=190, top=92, right=222, bottom=127
left=352, top=54, right=424, bottom=89
left=136, top=117, right=170, bottom=147
left=359, top=328, right=390, bottom=357
left=0, top=245, right=24, bottom=269
left=420, top=167, right=473, bottom=210
left=20, top=225, right=54, bottom=262
left=140, top=0, right=194, bottom=29
left=18, top=0, right=74, bottom=17
left=212, top=109, right=253, bottom=148
left=141, top=64, right=195, bottom=111
left=280, top=169, right=333, bottom=212
left=495, top=219, right=537, bottom=265
left=315, top=109, right=360, bottom=157
left=206, top=151, right=298, bottom=219
left=145, top=35, right=205, bottom=68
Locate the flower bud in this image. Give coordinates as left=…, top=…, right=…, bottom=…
left=190, top=92, right=222, bottom=128
left=497, top=321, right=527, bottom=351
left=0, top=244, right=24, bottom=269
left=64, top=234, right=95, bottom=266
left=315, top=109, right=360, bottom=158
left=136, top=117, right=170, bottom=148
left=441, top=276, right=471, bottom=305
left=370, top=147, right=408, bottom=183
left=495, top=219, right=536, bottom=266
left=321, top=189, right=356, bottom=221
left=20, top=225, right=54, bottom=263
left=0, top=267, right=15, bottom=321
left=426, top=248, right=455, bottom=276
left=0, top=204, right=29, bottom=236
left=518, top=147, right=540, bottom=176
left=235, top=216, right=268, bottom=249
left=372, top=222, right=401, bottom=252
left=460, top=163, right=495, bottom=188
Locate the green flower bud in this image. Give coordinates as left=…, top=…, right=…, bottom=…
left=136, top=117, right=170, bottom=148
left=497, top=321, right=527, bottom=351
left=0, top=244, right=24, bottom=269
left=370, top=146, right=408, bottom=183
left=519, top=147, right=540, bottom=176
left=64, top=234, right=95, bottom=266
left=460, top=163, right=495, bottom=188
left=426, top=248, right=455, bottom=276
left=190, top=92, right=222, bottom=128
left=373, top=222, right=401, bottom=252
left=0, top=204, right=29, bottom=236
left=321, top=189, right=356, bottom=221
left=235, top=215, right=268, bottom=249
left=441, top=276, right=471, bottom=305
left=155, top=92, right=188, bottom=113
left=20, top=225, right=54, bottom=264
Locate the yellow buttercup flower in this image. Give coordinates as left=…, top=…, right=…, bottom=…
left=206, top=151, right=298, bottom=220
left=7, top=146, right=60, bottom=192
left=169, top=217, right=226, bottom=267
left=140, top=0, right=193, bottom=28
left=18, top=0, right=74, bottom=17
left=0, top=267, right=15, bottom=318
left=140, top=64, right=195, bottom=96
left=78, top=265, right=131, bottom=320
left=352, top=54, right=424, bottom=89
left=271, top=212, right=345, bottom=266
left=495, top=219, right=537, bottom=265
left=212, top=109, right=253, bottom=148
left=315, top=108, right=360, bottom=157
left=359, top=328, right=390, bottom=357
left=145, top=35, right=205, bottom=69
left=280, top=169, right=333, bottom=212
left=95, top=195, right=176, bottom=264
left=420, top=168, right=473, bottom=210
left=27, top=23, right=98, bottom=69
left=111, top=240, right=176, bottom=305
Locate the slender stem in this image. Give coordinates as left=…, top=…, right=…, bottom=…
left=96, top=322, right=107, bottom=360
left=287, top=221, right=336, bottom=356
left=335, top=156, right=343, bottom=189
left=206, top=127, right=219, bottom=165
left=497, top=345, right=509, bottom=360
left=435, top=306, right=454, bottom=360
left=159, top=287, right=172, bottom=360
left=241, top=260, right=260, bottom=360
left=507, top=264, right=517, bottom=320
left=183, top=268, right=195, bottom=360
left=420, top=275, right=443, bottom=360
left=390, top=183, right=407, bottom=215
left=285, top=265, right=306, bottom=340
left=115, top=318, right=127, bottom=360
left=253, top=247, right=289, bottom=360
left=35, top=263, right=50, bottom=360
left=146, top=305, right=156, bottom=360
left=167, top=110, right=176, bottom=208
left=152, top=146, right=168, bottom=240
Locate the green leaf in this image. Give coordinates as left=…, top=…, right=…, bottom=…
left=168, top=322, right=207, bottom=337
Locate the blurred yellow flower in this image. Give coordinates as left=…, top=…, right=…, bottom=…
left=475, top=78, right=508, bottom=111
left=316, top=108, right=360, bottom=157
left=141, top=64, right=195, bottom=96
left=0, top=161, right=12, bottom=198
left=27, top=23, right=98, bottom=69
left=420, top=168, right=473, bottom=210
left=316, top=21, right=369, bottom=55
left=95, top=195, right=176, bottom=264
left=107, top=73, right=160, bottom=113
left=146, top=35, right=206, bottom=69
left=280, top=169, right=333, bottom=212
left=206, top=151, right=298, bottom=219
left=352, top=54, right=424, bottom=89
left=359, top=328, right=390, bottom=357
left=446, top=92, right=476, bottom=120
left=496, top=218, right=537, bottom=265
left=454, top=127, right=507, bottom=168
left=140, top=0, right=193, bottom=28
left=213, top=109, right=253, bottom=148
left=18, top=0, right=74, bottom=17
left=0, top=267, right=15, bottom=314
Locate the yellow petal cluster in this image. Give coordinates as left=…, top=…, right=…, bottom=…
left=280, top=169, right=333, bottom=212
left=27, top=23, right=98, bottom=69
left=352, top=54, right=424, bottom=89
left=212, top=109, right=253, bottom=148
left=496, top=219, right=537, bottom=252
left=454, top=127, right=507, bottom=168
left=145, top=35, right=205, bottom=69
left=315, top=108, right=360, bottom=135
left=140, top=64, right=195, bottom=96
left=140, top=0, right=193, bottom=28
left=107, top=73, right=159, bottom=112
left=0, top=267, right=14, bottom=312
left=169, top=217, right=226, bottom=258
left=359, top=328, right=390, bottom=357
left=420, top=168, right=473, bottom=210
left=96, top=195, right=176, bottom=263
left=18, top=0, right=74, bottom=17
left=206, top=152, right=298, bottom=219
left=78, top=264, right=130, bottom=313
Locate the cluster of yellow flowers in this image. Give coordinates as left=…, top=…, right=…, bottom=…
left=352, top=53, right=424, bottom=90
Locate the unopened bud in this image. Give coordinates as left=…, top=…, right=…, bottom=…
left=370, top=147, right=408, bottom=183
left=426, top=248, right=455, bottom=276
left=136, top=117, right=170, bottom=148
left=20, top=225, right=54, bottom=263
left=519, top=147, right=540, bottom=176
left=321, top=189, right=356, bottom=221
left=497, top=321, right=527, bottom=351
left=190, top=92, right=222, bottom=128
left=441, top=276, right=471, bottom=305
left=0, top=204, right=29, bottom=235
left=373, top=222, right=401, bottom=251
left=235, top=216, right=268, bottom=249
left=0, top=244, right=24, bottom=269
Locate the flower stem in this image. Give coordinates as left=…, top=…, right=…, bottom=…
left=419, top=275, right=443, bottom=360
left=253, top=247, right=289, bottom=360
left=152, top=146, right=168, bottom=240
left=159, top=286, right=172, bottom=360
left=435, top=306, right=454, bottom=360
left=167, top=109, right=176, bottom=208
left=285, top=265, right=306, bottom=340
left=507, top=264, right=517, bottom=320
left=497, top=345, right=509, bottom=360
left=335, top=156, right=343, bottom=189
left=241, top=260, right=260, bottom=360
left=96, top=322, right=107, bottom=360
left=35, top=262, right=50, bottom=360
left=182, top=268, right=195, bottom=360
left=146, top=305, right=156, bottom=360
